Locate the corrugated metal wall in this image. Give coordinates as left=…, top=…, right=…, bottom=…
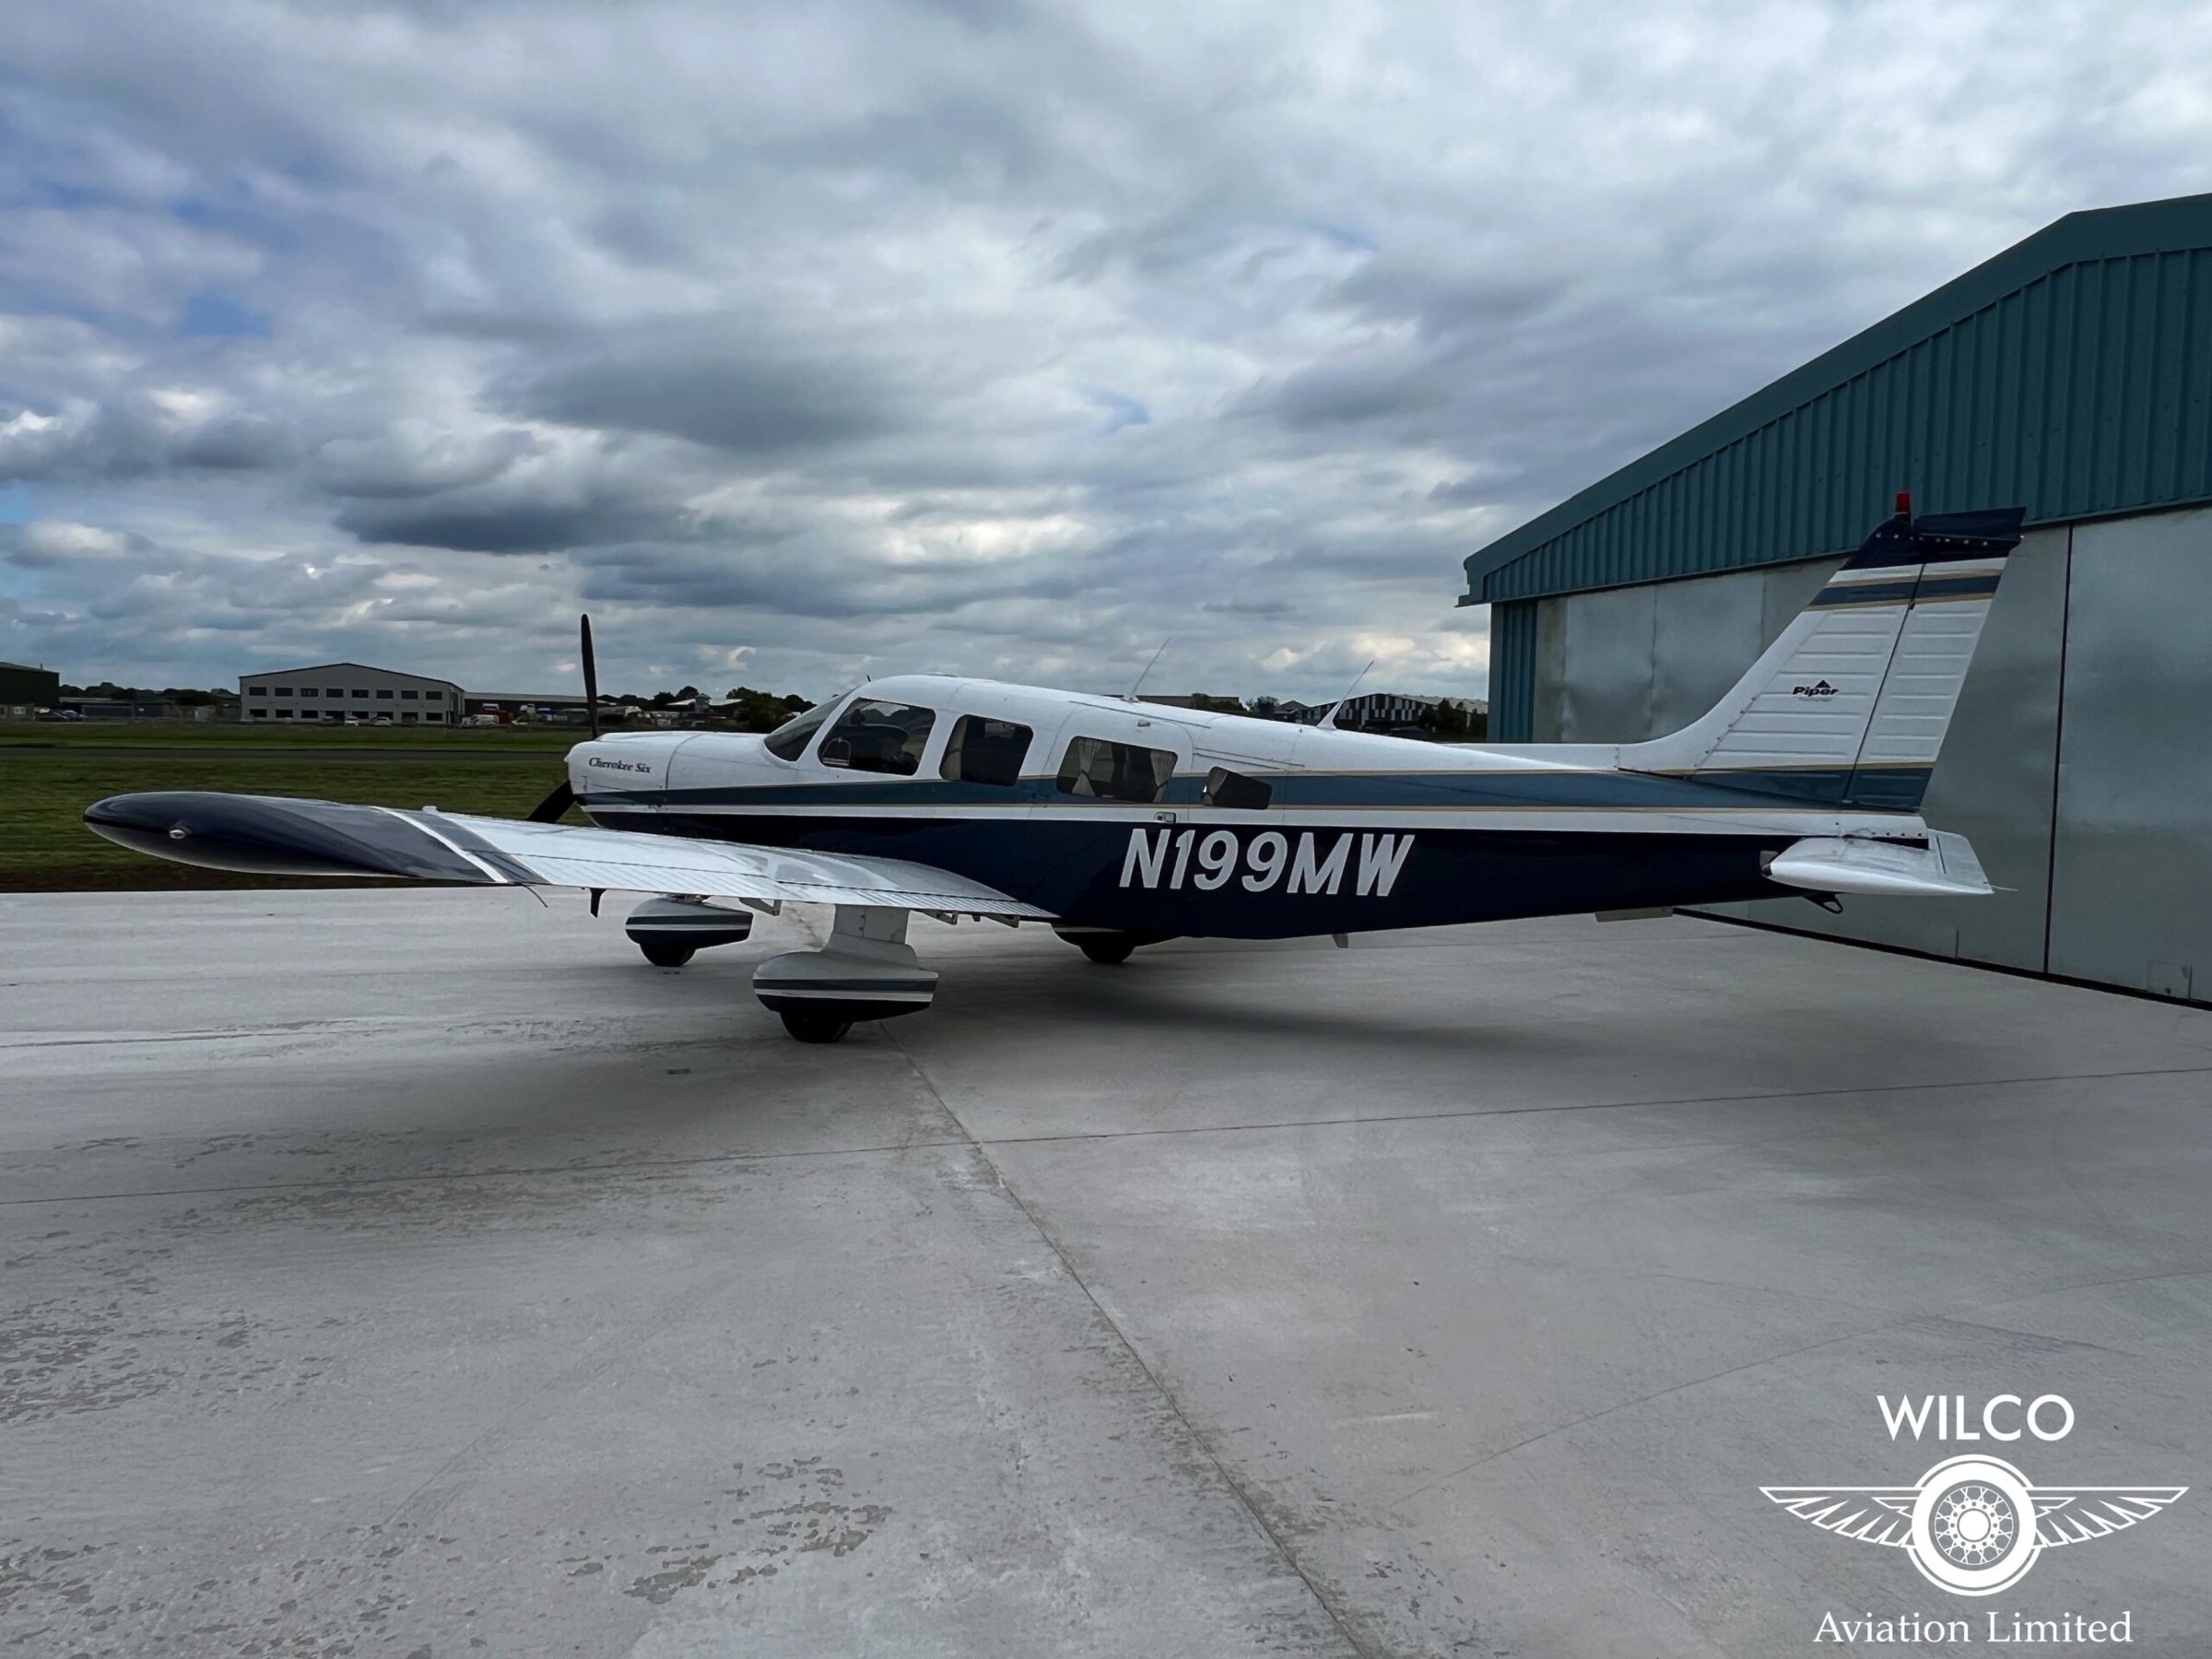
left=1485, top=601, right=1538, bottom=741
left=1479, top=246, right=2212, bottom=606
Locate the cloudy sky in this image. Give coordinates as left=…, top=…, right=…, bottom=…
left=2, top=1, right=2206, bottom=703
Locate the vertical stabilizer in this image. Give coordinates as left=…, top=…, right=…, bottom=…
left=1618, top=504, right=2026, bottom=807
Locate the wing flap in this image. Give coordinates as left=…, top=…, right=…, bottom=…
left=429, top=810, right=1053, bottom=914
left=85, top=792, right=1053, bottom=919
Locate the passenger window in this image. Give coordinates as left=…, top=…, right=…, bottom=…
left=763, top=688, right=852, bottom=760
left=1203, top=767, right=1272, bottom=809
left=1055, top=735, right=1176, bottom=803
left=939, top=715, right=1034, bottom=786
left=820, top=699, right=936, bottom=776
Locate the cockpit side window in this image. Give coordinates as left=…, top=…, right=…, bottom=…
left=1054, top=735, right=1176, bottom=804
left=819, top=699, right=936, bottom=776
left=939, top=715, right=1034, bottom=786
left=1203, top=767, right=1272, bottom=809
left=763, top=688, right=853, bottom=761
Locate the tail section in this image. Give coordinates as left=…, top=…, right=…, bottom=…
left=1619, top=501, right=2026, bottom=809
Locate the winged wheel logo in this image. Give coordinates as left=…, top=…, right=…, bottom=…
left=1762, top=1454, right=2184, bottom=1595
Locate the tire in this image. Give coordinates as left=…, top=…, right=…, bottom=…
left=640, top=940, right=696, bottom=968
left=1076, top=935, right=1137, bottom=966
left=779, top=1008, right=854, bottom=1043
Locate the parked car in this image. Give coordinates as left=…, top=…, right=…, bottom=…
left=36, top=708, right=83, bottom=722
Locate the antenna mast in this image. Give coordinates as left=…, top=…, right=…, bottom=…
left=1316, top=659, right=1374, bottom=730
left=1124, top=638, right=1171, bottom=701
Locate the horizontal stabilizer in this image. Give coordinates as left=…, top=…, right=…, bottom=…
left=1765, top=830, right=1993, bottom=898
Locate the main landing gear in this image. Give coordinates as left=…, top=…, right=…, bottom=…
left=627, top=903, right=1165, bottom=1042
left=778, top=1008, right=855, bottom=1044
left=625, top=895, right=755, bottom=966
left=623, top=897, right=935, bottom=1043
left=1053, top=926, right=1170, bottom=965
left=752, top=906, right=938, bottom=1045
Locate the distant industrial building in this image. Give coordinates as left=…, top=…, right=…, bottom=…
left=465, top=690, right=593, bottom=723
left=1460, top=191, right=2212, bottom=1006
left=0, top=659, right=61, bottom=714
left=60, top=696, right=175, bottom=721
left=1277, top=693, right=1485, bottom=728
left=239, top=663, right=464, bottom=724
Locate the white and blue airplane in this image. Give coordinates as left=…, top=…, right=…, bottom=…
left=88, top=501, right=2022, bottom=1042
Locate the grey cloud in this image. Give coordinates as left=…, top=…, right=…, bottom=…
left=312, top=429, right=545, bottom=500
left=335, top=491, right=677, bottom=555
left=1, top=521, right=153, bottom=568
left=501, top=333, right=905, bottom=456
left=767, top=95, right=1050, bottom=192
left=1237, top=351, right=1454, bottom=433
left=0, top=394, right=297, bottom=481
left=571, top=535, right=1096, bottom=622
left=169, top=411, right=292, bottom=470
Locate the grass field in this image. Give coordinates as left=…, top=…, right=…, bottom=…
left=0, top=719, right=577, bottom=750
left=1, top=750, right=582, bottom=890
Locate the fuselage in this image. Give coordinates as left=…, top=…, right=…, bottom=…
left=563, top=675, right=1924, bottom=938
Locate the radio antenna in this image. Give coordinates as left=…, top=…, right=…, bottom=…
left=1124, top=637, right=1171, bottom=701
left=1316, top=659, right=1374, bottom=730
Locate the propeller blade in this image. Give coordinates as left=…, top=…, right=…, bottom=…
left=525, top=781, right=576, bottom=824
left=581, top=612, right=601, bottom=740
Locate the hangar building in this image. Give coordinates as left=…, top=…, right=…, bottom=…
left=1, top=659, right=61, bottom=713
left=1461, top=192, right=2212, bottom=1006
left=240, top=663, right=464, bottom=724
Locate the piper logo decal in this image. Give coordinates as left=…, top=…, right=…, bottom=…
left=1119, top=828, right=1413, bottom=896
left=1792, top=678, right=1841, bottom=698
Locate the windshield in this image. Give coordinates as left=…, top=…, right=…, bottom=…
left=762, top=688, right=854, bottom=760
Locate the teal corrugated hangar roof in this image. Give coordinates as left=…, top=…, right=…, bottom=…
left=1460, top=191, right=2212, bottom=606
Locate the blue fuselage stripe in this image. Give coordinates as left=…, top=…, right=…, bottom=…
left=582, top=764, right=1932, bottom=816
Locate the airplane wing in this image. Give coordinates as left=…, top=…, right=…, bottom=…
left=83, top=791, right=1055, bottom=920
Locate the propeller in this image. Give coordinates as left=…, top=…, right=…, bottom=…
left=524, top=613, right=600, bottom=823
left=581, top=611, right=601, bottom=741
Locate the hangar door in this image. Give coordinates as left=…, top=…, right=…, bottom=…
left=2046, top=508, right=2212, bottom=1000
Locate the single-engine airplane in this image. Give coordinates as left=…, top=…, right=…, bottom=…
left=87, top=500, right=2023, bottom=1043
